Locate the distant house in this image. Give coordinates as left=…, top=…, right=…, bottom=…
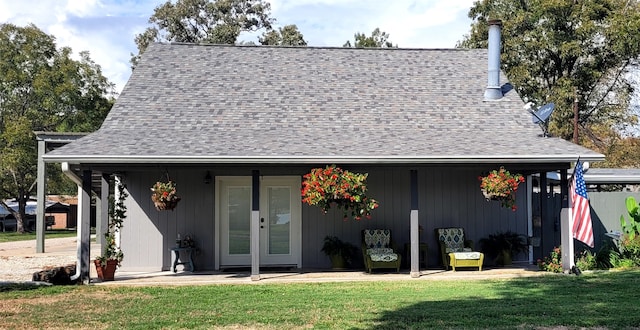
left=44, top=21, right=603, bottom=281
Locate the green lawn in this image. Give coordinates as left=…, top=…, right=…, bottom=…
left=1, top=269, right=639, bottom=329
left=0, top=229, right=79, bottom=243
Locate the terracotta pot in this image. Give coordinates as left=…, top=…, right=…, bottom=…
left=94, top=259, right=118, bottom=281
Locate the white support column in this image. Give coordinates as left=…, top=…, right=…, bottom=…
left=36, top=138, right=47, bottom=253
left=410, top=210, right=419, bottom=277
left=561, top=208, right=574, bottom=271
left=98, top=173, right=109, bottom=251
left=410, top=170, right=420, bottom=278
left=251, top=170, right=260, bottom=281
left=559, top=168, right=575, bottom=272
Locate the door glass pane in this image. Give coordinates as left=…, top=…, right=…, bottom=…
left=268, top=187, right=290, bottom=255
left=228, top=187, right=250, bottom=255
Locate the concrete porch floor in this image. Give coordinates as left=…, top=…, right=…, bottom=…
left=94, top=264, right=546, bottom=286
left=0, top=237, right=547, bottom=285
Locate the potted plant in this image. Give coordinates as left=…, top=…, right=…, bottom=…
left=151, top=180, right=181, bottom=211
left=301, top=165, right=379, bottom=220
left=321, top=235, right=357, bottom=269
left=479, top=231, right=528, bottom=266
left=95, top=181, right=127, bottom=281
left=478, top=167, right=525, bottom=211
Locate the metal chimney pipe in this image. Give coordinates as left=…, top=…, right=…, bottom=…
left=484, top=19, right=503, bottom=100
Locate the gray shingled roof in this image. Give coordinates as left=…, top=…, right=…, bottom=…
left=44, top=43, right=603, bottom=164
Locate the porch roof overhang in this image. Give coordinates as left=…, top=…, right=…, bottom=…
left=583, top=169, right=640, bottom=184
left=42, top=153, right=605, bottom=165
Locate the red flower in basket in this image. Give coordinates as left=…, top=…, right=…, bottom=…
left=151, top=180, right=181, bottom=211
left=302, top=165, right=378, bottom=220
left=479, top=167, right=524, bottom=211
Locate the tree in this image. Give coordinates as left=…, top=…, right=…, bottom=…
left=343, top=28, right=396, bottom=48
left=458, top=0, right=640, bottom=160
left=0, top=23, right=114, bottom=233
left=132, top=0, right=274, bottom=68
left=259, top=24, right=307, bottom=46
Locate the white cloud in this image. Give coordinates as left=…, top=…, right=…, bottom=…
left=2, top=0, right=478, bottom=93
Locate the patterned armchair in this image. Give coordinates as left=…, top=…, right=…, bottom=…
left=362, top=229, right=402, bottom=273
left=435, top=227, right=484, bottom=271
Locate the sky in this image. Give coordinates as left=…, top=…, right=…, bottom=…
left=0, top=0, right=477, bottom=94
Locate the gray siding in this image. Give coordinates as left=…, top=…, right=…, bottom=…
left=589, top=191, right=640, bottom=249
left=301, top=166, right=530, bottom=269
left=119, top=165, right=531, bottom=271
left=120, top=169, right=215, bottom=271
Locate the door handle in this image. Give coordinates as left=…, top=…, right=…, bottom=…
left=261, top=217, right=264, bottom=228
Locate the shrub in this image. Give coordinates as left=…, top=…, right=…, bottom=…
left=595, top=241, right=619, bottom=269
left=575, top=250, right=597, bottom=271
left=537, top=246, right=563, bottom=273
left=618, top=234, right=640, bottom=267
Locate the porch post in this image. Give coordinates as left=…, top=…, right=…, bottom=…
left=251, top=170, right=260, bottom=281
left=410, top=170, right=420, bottom=278
left=96, top=173, right=109, bottom=250
left=77, top=169, right=92, bottom=284
left=36, top=138, right=47, bottom=253
left=539, top=172, right=551, bottom=256
left=560, top=168, right=574, bottom=271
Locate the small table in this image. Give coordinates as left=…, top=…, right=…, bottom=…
left=170, top=247, right=195, bottom=272
left=404, top=243, right=428, bottom=269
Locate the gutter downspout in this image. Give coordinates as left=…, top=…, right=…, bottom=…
left=61, top=162, right=85, bottom=282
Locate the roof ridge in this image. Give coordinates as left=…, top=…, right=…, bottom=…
left=162, top=42, right=482, bottom=52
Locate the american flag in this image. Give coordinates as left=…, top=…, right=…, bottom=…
left=570, top=161, right=594, bottom=247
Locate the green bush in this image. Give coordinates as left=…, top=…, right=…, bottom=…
left=538, top=246, right=563, bottom=273
left=595, top=241, right=620, bottom=269
left=575, top=250, right=597, bottom=271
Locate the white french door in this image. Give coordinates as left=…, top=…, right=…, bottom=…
left=217, top=176, right=301, bottom=267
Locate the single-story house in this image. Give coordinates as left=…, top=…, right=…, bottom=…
left=43, top=21, right=603, bottom=282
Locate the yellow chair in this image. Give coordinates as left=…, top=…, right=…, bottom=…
left=362, top=229, right=401, bottom=273
left=435, top=227, right=484, bottom=271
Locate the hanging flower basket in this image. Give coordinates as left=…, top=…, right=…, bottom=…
left=151, top=180, right=181, bottom=211
left=478, top=167, right=524, bottom=211
left=301, top=165, right=378, bottom=220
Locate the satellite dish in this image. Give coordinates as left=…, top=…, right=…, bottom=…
left=527, top=103, right=555, bottom=137
left=532, top=103, right=555, bottom=124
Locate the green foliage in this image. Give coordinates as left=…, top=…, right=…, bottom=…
left=480, top=231, right=528, bottom=265
left=132, top=0, right=275, bottom=67
left=0, top=23, right=113, bottom=232
left=321, top=235, right=357, bottom=265
left=343, top=27, right=396, bottom=48
left=259, top=24, right=307, bottom=46
left=575, top=250, right=597, bottom=271
left=96, top=181, right=127, bottom=267
left=621, top=196, right=640, bottom=240
left=459, top=0, right=640, bottom=151
left=617, top=235, right=640, bottom=267
left=594, top=240, right=619, bottom=269
left=537, top=246, right=563, bottom=273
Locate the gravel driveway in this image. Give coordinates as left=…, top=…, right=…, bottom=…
left=0, top=237, right=94, bottom=282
